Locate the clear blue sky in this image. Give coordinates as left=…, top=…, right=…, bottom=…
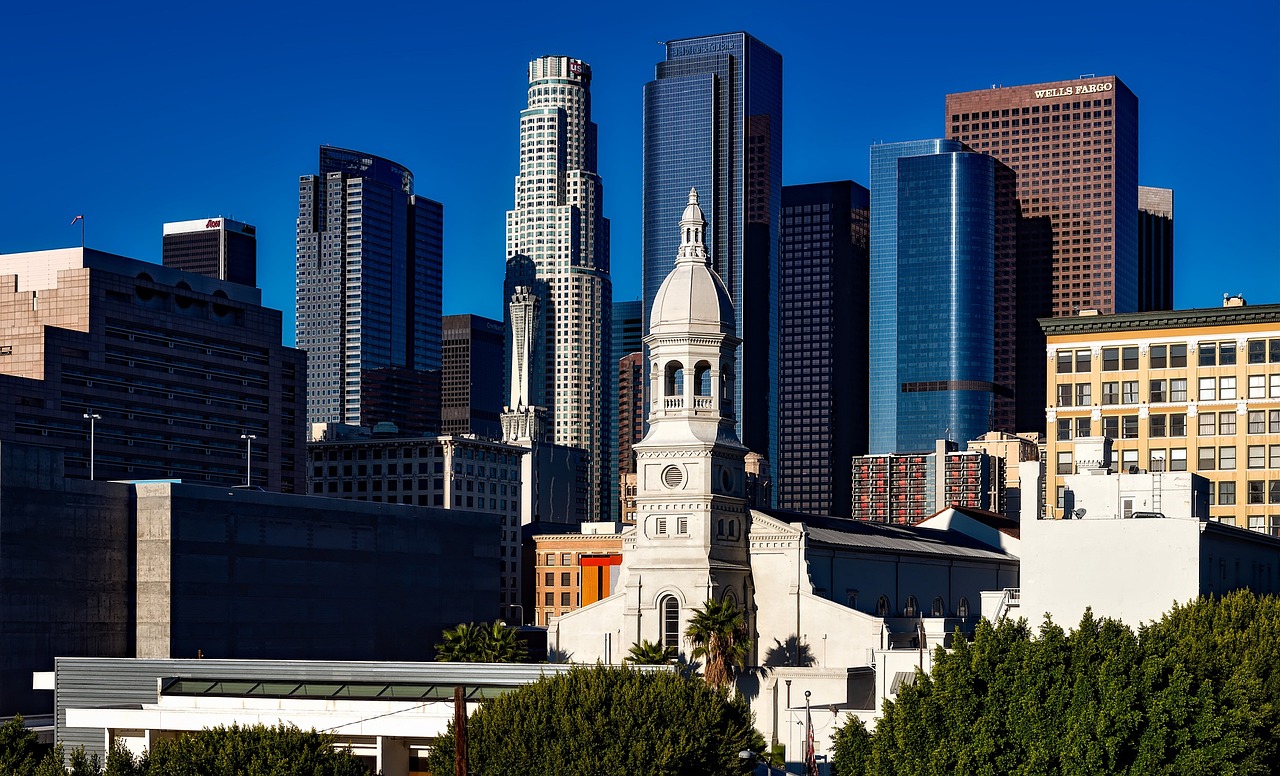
left=3, top=0, right=1277, bottom=342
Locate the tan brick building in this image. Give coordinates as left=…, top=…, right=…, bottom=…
left=1042, top=302, right=1280, bottom=532
left=531, top=523, right=623, bottom=627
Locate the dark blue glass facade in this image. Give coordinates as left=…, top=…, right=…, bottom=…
left=642, top=33, right=782, bottom=485
left=868, top=140, right=963, bottom=453
left=894, top=152, right=998, bottom=453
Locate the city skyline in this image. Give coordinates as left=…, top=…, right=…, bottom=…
left=3, top=1, right=1277, bottom=336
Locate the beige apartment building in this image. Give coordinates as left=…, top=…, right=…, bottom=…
left=1042, top=302, right=1280, bottom=532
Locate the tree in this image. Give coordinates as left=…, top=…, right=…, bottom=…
left=625, top=639, right=677, bottom=665
left=831, top=591, right=1280, bottom=776
left=137, top=723, right=367, bottom=775
left=686, top=599, right=750, bottom=689
left=435, top=620, right=527, bottom=662
left=0, top=715, right=48, bottom=774
left=424, top=664, right=765, bottom=775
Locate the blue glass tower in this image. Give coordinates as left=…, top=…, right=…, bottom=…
left=868, top=140, right=964, bottom=454
left=642, top=33, right=782, bottom=483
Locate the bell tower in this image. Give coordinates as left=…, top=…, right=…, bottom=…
left=620, top=189, right=752, bottom=652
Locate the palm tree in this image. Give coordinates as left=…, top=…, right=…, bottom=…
left=480, top=620, right=527, bottom=663
left=685, top=599, right=751, bottom=690
left=435, top=621, right=527, bottom=662
left=625, top=639, right=677, bottom=665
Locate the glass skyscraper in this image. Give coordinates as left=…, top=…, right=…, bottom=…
left=642, top=33, right=782, bottom=481
left=296, top=146, right=443, bottom=435
left=871, top=142, right=1019, bottom=453
left=869, top=140, right=964, bottom=454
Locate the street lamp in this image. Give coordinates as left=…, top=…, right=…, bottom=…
left=240, top=434, right=256, bottom=487
left=510, top=603, right=525, bottom=626
left=83, top=413, right=101, bottom=480
left=738, top=749, right=781, bottom=775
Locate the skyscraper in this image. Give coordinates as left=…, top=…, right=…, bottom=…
left=504, top=56, right=612, bottom=521
left=442, top=314, right=504, bottom=438
left=296, top=146, right=443, bottom=435
left=870, top=142, right=1020, bottom=454
left=162, top=217, right=257, bottom=287
left=609, top=299, right=643, bottom=520
left=643, top=32, right=782, bottom=481
left=778, top=181, right=870, bottom=516
left=1138, top=186, right=1174, bottom=311
left=946, top=76, right=1139, bottom=317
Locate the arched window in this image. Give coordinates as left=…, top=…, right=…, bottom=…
left=728, top=520, right=737, bottom=538
left=694, top=361, right=712, bottom=396
left=957, top=597, right=970, bottom=618
left=660, top=595, right=680, bottom=648
left=717, top=518, right=725, bottom=536
left=932, top=597, right=945, bottom=617
left=665, top=361, right=684, bottom=396
left=903, top=596, right=918, bottom=617
left=875, top=596, right=890, bottom=617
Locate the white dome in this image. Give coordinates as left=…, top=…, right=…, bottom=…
left=649, top=187, right=735, bottom=332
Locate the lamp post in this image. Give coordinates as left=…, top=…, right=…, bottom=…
left=510, top=603, right=525, bottom=626
left=83, top=413, right=101, bottom=480
left=738, top=749, right=781, bottom=775
left=240, top=434, right=256, bottom=487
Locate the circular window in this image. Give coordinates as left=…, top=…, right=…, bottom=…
left=720, top=467, right=733, bottom=492
left=661, top=465, right=684, bottom=489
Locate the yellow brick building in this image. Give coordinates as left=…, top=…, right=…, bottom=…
left=1041, top=302, right=1280, bottom=533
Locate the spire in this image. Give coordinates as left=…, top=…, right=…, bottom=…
left=676, top=187, right=709, bottom=266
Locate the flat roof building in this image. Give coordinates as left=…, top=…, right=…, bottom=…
left=0, top=247, right=305, bottom=491
left=161, top=216, right=257, bottom=287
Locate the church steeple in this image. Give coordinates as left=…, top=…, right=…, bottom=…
left=676, top=188, right=709, bottom=266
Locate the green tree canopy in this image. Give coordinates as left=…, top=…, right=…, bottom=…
left=425, top=664, right=765, bottom=775
left=625, top=639, right=677, bottom=665
left=435, top=621, right=527, bottom=662
left=686, top=598, right=751, bottom=689
left=832, top=591, right=1280, bottom=776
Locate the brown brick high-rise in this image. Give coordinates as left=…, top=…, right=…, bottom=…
left=946, top=76, right=1139, bottom=317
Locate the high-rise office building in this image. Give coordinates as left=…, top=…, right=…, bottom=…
left=1138, top=186, right=1174, bottom=312
left=617, top=351, right=644, bottom=521
left=296, top=146, right=443, bottom=435
left=442, top=314, right=505, bottom=438
left=946, top=76, right=1140, bottom=317
left=643, top=33, right=782, bottom=482
left=0, top=248, right=306, bottom=491
left=504, top=56, right=613, bottom=521
left=162, top=217, right=257, bottom=287
left=778, top=181, right=870, bottom=516
left=613, top=299, right=644, bottom=363
left=870, top=143, right=1020, bottom=453
left=609, top=299, right=643, bottom=520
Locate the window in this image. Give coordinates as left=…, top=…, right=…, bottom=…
left=1150, top=449, right=1167, bottom=472
left=1273, top=411, right=1280, bottom=433
left=1122, top=415, right=1139, bottom=439
left=876, top=596, right=890, bottom=617
left=1057, top=351, right=1072, bottom=373
left=1170, top=344, right=1187, bottom=368
left=1057, top=419, right=1072, bottom=441
left=1249, top=446, right=1266, bottom=469
left=1150, top=379, right=1167, bottom=403
left=1076, top=417, right=1091, bottom=437
left=1199, top=378, right=1216, bottom=401
left=1076, top=350, right=1092, bottom=372
left=1218, top=481, right=1236, bottom=505
left=1150, top=344, right=1168, bottom=368
left=544, top=592, right=554, bottom=605
left=660, top=596, right=680, bottom=648
left=1219, top=413, right=1236, bottom=435
left=1122, top=449, right=1139, bottom=472
left=1272, top=445, right=1280, bottom=468
left=546, top=553, right=556, bottom=566
left=561, top=553, right=572, bottom=566
left=1171, top=448, right=1187, bottom=471
left=1246, top=338, right=1280, bottom=364
left=1248, top=480, right=1265, bottom=504
left=1057, top=384, right=1073, bottom=406
left=903, top=596, right=919, bottom=617
left=1199, top=447, right=1216, bottom=470
left=1102, top=347, right=1119, bottom=371
left=1220, top=377, right=1237, bottom=400
left=1249, top=375, right=1266, bottom=398
left=1102, top=416, right=1119, bottom=438
left=1076, top=383, right=1092, bottom=405
left=1122, top=381, right=1139, bottom=404
left=1102, top=382, right=1120, bottom=404
left=1199, top=342, right=1237, bottom=366
left=1122, top=346, right=1139, bottom=369
left=1171, top=379, right=1188, bottom=402
left=932, top=597, right=945, bottom=617
left=1057, top=451, right=1073, bottom=475
left=1220, top=447, right=1237, bottom=471
left=957, top=597, right=970, bottom=617
left=561, top=572, right=572, bottom=586
left=544, top=572, right=553, bottom=586
left=1200, top=413, right=1217, bottom=436
left=561, top=592, right=572, bottom=606
left=1271, top=480, right=1280, bottom=505
left=1150, top=415, right=1167, bottom=437
left=1171, top=414, right=1187, bottom=437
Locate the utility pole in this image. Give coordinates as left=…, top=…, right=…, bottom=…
left=454, top=685, right=468, bottom=776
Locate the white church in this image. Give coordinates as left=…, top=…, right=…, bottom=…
left=550, top=190, right=1019, bottom=763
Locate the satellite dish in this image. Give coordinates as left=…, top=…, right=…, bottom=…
left=1074, top=508, right=1087, bottom=519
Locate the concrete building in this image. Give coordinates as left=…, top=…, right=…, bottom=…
left=306, top=425, right=525, bottom=620
left=42, top=658, right=580, bottom=774
left=1017, top=462, right=1279, bottom=628
left=1138, top=186, right=1174, bottom=312
left=161, top=217, right=257, bottom=287
left=851, top=440, right=1006, bottom=525
left=1042, top=302, right=1280, bottom=531
left=441, top=314, right=504, bottom=438
left=0, top=441, right=497, bottom=717
left=967, top=430, right=1042, bottom=518
left=0, top=247, right=305, bottom=491
left=551, top=192, right=1018, bottom=766
left=947, top=76, right=1142, bottom=317
left=504, top=55, right=613, bottom=521
left=778, top=181, right=870, bottom=516
left=643, top=33, right=783, bottom=484
left=296, top=146, right=443, bottom=435
left=531, top=522, right=625, bottom=627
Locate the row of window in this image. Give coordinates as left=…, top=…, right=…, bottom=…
left=1057, top=410, right=1280, bottom=441
left=1057, top=444, right=1280, bottom=476
left=1057, top=339, right=1280, bottom=374
left=1057, top=375, right=1280, bottom=406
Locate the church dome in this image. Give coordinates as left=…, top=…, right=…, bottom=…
left=650, top=188, right=735, bottom=332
